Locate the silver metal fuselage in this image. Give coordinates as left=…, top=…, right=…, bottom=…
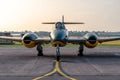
left=50, top=22, right=68, bottom=47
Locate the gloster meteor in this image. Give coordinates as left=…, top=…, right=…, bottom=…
left=0, top=16, right=120, bottom=60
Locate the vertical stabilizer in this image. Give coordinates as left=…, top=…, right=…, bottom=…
left=62, top=15, right=64, bottom=23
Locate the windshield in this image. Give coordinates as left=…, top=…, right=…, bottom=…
left=55, top=22, right=65, bottom=30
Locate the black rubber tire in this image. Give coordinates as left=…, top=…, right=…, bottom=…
left=78, top=50, right=84, bottom=56
left=37, top=52, right=43, bottom=56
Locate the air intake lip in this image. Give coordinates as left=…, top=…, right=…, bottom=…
left=88, top=36, right=97, bottom=44
left=23, top=37, right=32, bottom=44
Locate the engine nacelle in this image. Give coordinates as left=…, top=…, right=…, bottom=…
left=84, top=33, right=98, bottom=48
left=22, top=33, right=38, bottom=48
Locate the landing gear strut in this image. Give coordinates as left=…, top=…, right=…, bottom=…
left=36, top=44, right=43, bottom=56
left=78, top=44, right=84, bottom=56
left=56, top=44, right=61, bottom=61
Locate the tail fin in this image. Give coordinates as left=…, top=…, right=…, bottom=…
left=62, top=15, right=64, bottom=23
left=42, top=15, right=65, bottom=24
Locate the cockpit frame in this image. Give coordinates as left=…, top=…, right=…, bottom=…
left=55, top=22, right=65, bottom=30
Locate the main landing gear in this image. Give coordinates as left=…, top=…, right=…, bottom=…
left=36, top=44, right=43, bottom=56
left=78, top=44, right=84, bottom=56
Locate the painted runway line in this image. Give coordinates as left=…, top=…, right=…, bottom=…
left=33, top=60, right=76, bottom=80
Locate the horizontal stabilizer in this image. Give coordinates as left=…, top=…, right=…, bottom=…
left=64, top=22, right=84, bottom=24
left=42, top=22, right=84, bottom=24
left=42, top=22, right=55, bottom=24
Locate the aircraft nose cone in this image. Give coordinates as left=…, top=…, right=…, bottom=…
left=54, top=31, right=66, bottom=42
left=55, top=34, right=64, bottom=41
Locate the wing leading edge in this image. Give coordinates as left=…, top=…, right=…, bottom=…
left=0, top=36, right=22, bottom=42
left=98, top=37, right=120, bottom=43
left=67, top=36, right=120, bottom=44
left=0, top=36, right=51, bottom=44
left=0, top=35, right=120, bottom=45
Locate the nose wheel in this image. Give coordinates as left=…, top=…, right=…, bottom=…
left=56, top=44, right=61, bottom=61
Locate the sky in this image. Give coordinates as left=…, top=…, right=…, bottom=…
left=0, top=0, right=120, bottom=32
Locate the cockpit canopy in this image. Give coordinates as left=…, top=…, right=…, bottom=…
left=55, top=22, right=65, bottom=30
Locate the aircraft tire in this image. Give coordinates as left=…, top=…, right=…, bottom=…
left=37, top=52, right=43, bottom=56
left=78, top=50, right=84, bottom=56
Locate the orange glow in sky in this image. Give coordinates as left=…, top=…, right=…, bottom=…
left=0, top=0, right=120, bottom=32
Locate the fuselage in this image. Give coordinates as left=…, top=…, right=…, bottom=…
left=50, top=22, right=68, bottom=47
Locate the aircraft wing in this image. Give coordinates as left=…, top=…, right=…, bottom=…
left=67, top=36, right=120, bottom=44
left=35, top=37, right=51, bottom=44
left=1, top=35, right=120, bottom=44
left=0, top=36, right=22, bottom=42
left=67, top=37, right=86, bottom=44
left=98, top=37, right=120, bottom=43
left=0, top=36, right=51, bottom=44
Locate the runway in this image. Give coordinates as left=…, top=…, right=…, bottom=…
left=0, top=47, right=120, bottom=80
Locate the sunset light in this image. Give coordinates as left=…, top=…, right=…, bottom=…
left=0, top=0, right=120, bottom=31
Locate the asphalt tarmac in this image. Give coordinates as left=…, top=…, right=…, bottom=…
left=0, top=47, right=120, bottom=80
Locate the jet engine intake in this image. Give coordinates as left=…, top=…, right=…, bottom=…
left=84, top=33, right=98, bottom=48
left=22, top=33, right=38, bottom=48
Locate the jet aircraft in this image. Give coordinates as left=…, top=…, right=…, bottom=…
left=0, top=16, right=120, bottom=61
